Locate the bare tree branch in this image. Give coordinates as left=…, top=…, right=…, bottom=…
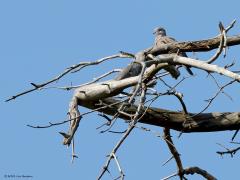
left=27, top=98, right=127, bottom=128
left=150, top=34, right=240, bottom=55
left=9, top=19, right=240, bottom=179
left=154, top=55, right=240, bottom=81
left=183, top=167, right=217, bottom=180
left=192, top=79, right=236, bottom=117
left=80, top=98, right=240, bottom=132
left=55, top=55, right=240, bottom=108
left=216, top=143, right=240, bottom=157
left=206, top=22, right=225, bottom=64
left=43, top=69, right=121, bottom=91
left=161, top=166, right=217, bottom=180
left=163, top=128, right=184, bottom=179
left=5, top=53, right=132, bottom=102
left=7, top=31, right=240, bottom=102
left=97, top=84, right=147, bottom=179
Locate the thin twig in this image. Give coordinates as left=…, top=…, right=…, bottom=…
left=43, top=69, right=121, bottom=90
left=231, top=129, right=239, bottom=141
left=70, top=54, right=132, bottom=73
left=206, top=22, right=225, bottom=64
left=162, top=156, right=174, bottom=167
left=112, top=153, right=125, bottom=180
left=99, top=60, right=148, bottom=134
left=216, top=143, right=240, bottom=157
left=191, top=79, right=236, bottom=117
left=163, top=128, right=184, bottom=179
left=27, top=98, right=128, bottom=128
left=97, top=84, right=147, bottom=179
left=225, top=19, right=236, bottom=32
left=97, top=97, right=131, bottom=134
left=71, top=138, right=78, bottom=163
left=161, top=172, right=178, bottom=180
left=209, top=73, right=233, bottom=101
left=6, top=53, right=132, bottom=102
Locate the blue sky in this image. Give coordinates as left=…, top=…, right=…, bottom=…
left=1, top=0, right=240, bottom=179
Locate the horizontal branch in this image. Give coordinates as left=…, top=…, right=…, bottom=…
left=149, top=34, right=240, bottom=55
left=5, top=53, right=132, bottom=102
left=156, top=55, right=240, bottom=81
left=6, top=32, right=240, bottom=102
left=72, top=63, right=168, bottom=101
left=72, top=55, right=240, bottom=133
left=79, top=98, right=240, bottom=132
left=73, top=55, right=240, bottom=103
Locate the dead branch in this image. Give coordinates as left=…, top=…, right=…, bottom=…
left=163, top=128, right=184, bottom=179
left=154, top=55, right=240, bottom=81
left=161, top=166, right=217, bottom=180
left=97, top=83, right=147, bottom=179
left=217, top=146, right=240, bottom=157
left=5, top=53, right=132, bottom=102
left=59, top=54, right=240, bottom=106
left=69, top=61, right=169, bottom=102
left=163, top=128, right=217, bottom=180
left=27, top=98, right=127, bottom=128
left=7, top=29, right=240, bottom=102
left=149, top=34, right=240, bottom=55
left=216, top=143, right=240, bottom=157
left=112, top=153, right=125, bottom=180
left=43, top=69, right=121, bottom=91
left=8, top=19, right=240, bottom=179
left=80, top=98, right=240, bottom=132
left=192, top=79, right=236, bottom=117
left=209, top=73, right=233, bottom=101
left=206, top=22, right=226, bottom=64
left=183, top=167, right=217, bottom=180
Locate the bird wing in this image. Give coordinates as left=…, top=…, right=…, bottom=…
left=154, top=36, right=176, bottom=47
left=156, top=36, right=187, bottom=57
left=161, top=36, right=176, bottom=44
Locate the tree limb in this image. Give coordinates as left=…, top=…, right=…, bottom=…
left=6, top=32, right=240, bottom=102
left=79, top=98, right=240, bottom=132
left=149, top=34, right=240, bottom=55
left=183, top=167, right=216, bottom=180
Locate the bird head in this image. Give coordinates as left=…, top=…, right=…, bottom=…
left=153, top=27, right=166, bottom=36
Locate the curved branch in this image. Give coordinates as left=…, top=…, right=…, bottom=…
left=155, top=55, right=240, bottom=81
left=183, top=167, right=216, bottom=180
left=206, top=22, right=225, bottom=64
left=5, top=53, right=132, bottom=102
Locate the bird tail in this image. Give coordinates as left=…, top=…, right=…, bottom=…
left=184, top=66, right=194, bottom=75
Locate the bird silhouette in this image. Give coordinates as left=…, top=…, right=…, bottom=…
left=153, top=27, right=193, bottom=75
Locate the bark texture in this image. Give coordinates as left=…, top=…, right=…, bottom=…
left=79, top=98, right=240, bottom=132
left=149, top=35, right=240, bottom=55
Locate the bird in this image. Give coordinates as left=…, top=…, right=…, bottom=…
left=114, top=27, right=193, bottom=81
left=114, top=61, right=142, bottom=80
left=153, top=27, right=193, bottom=75
left=114, top=52, right=145, bottom=80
